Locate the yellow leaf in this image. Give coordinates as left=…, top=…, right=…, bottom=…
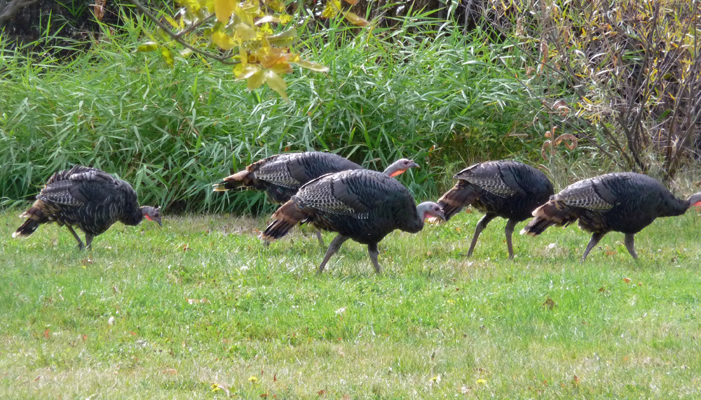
left=233, top=63, right=245, bottom=77
left=477, top=378, right=487, bottom=385
left=179, top=48, right=193, bottom=57
left=165, top=16, right=179, bottom=29
left=266, top=28, right=297, bottom=47
left=235, top=23, right=257, bottom=41
left=199, top=0, right=215, bottom=10
left=264, top=0, right=285, bottom=12
left=136, top=42, right=159, bottom=52
left=240, top=46, right=248, bottom=66
left=256, top=16, right=280, bottom=25
left=211, top=31, right=236, bottom=50
left=214, top=0, right=235, bottom=23
left=265, top=70, right=288, bottom=100
left=247, top=70, right=266, bottom=90
left=270, top=62, right=293, bottom=75
left=343, top=0, right=359, bottom=4
left=343, top=11, right=369, bottom=26
left=236, top=64, right=260, bottom=80
left=279, top=14, right=293, bottom=24
left=321, top=0, right=341, bottom=18
left=161, top=47, right=174, bottom=67
left=294, top=59, right=329, bottom=72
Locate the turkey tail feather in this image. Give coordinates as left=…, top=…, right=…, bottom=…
left=212, top=170, right=251, bottom=192
left=13, top=205, right=46, bottom=238
left=262, top=200, right=308, bottom=241
left=437, top=184, right=479, bottom=221
left=520, top=201, right=575, bottom=236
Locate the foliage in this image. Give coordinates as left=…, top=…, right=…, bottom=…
left=2, top=210, right=701, bottom=397
left=129, top=0, right=371, bottom=100
left=0, top=13, right=547, bottom=213
left=490, top=0, right=701, bottom=181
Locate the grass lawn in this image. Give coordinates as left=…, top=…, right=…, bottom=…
left=1, top=208, right=700, bottom=399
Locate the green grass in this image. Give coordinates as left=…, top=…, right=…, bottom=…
left=2, top=207, right=701, bottom=399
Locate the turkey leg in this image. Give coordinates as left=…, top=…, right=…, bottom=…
left=66, top=225, right=86, bottom=250
left=367, top=243, right=381, bottom=274
left=624, top=233, right=638, bottom=259
left=317, top=234, right=349, bottom=274
left=85, top=234, right=94, bottom=250
left=315, top=230, right=325, bottom=248
left=467, top=213, right=496, bottom=257
left=581, top=232, right=606, bottom=262
left=504, top=218, right=518, bottom=259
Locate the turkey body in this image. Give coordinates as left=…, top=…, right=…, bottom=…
left=213, top=152, right=362, bottom=203
left=437, top=160, right=554, bottom=258
left=521, top=172, right=701, bottom=261
left=13, top=166, right=160, bottom=249
left=262, top=169, right=444, bottom=273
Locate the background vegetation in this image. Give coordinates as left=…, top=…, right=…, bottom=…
left=1, top=0, right=699, bottom=214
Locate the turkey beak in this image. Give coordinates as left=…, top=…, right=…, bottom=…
left=155, top=217, right=162, bottom=227
left=408, top=161, right=420, bottom=169
left=435, top=210, right=446, bottom=221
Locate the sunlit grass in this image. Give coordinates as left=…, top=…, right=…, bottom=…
left=1, top=208, right=700, bottom=399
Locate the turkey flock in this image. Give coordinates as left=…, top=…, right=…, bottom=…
left=13, top=152, right=701, bottom=272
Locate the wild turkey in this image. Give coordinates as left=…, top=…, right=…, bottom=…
left=213, top=152, right=418, bottom=245
left=436, top=161, right=554, bottom=258
left=521, top=172, right=701, bottom=261
left=13, top=166, right=161, bottom=249
left=261, top=169, right=445, bottom=273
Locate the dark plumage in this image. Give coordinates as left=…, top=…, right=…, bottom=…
left=521, top=172, right=701, bottom=261
left=213, top=152, right=418, bottom=246
left=13, top=166, right=161, bottom=249
left=261, top=169, right=445, bottom=273
left=437, top=160, right=554, bottom=258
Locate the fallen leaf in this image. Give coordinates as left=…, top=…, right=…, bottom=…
left=317, top=389, right=325, bottom=395
left=108, top=316, right=115, bottom=325
left=44, top=328, right=50, bottom=339
left=162, top=368, right=177, bottom=375
left=476, top=378, right=487, bottom=385
left=623, top=277, right=631, bottom=284
left=542, top=298, right=556, bottom=310
left=572, top=375, right=579, bottom=386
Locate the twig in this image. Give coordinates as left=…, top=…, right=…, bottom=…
left=126, top=0, right=238, bottom=65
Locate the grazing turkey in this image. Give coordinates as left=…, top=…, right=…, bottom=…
left=521, top=172, right=701, bottom=261
left=13, top=166, right=162, bottom=249
left=213, top=152, right=418, bottom=246
left=436, top=161, right=554, bottom=258
left=261, top=169, right=445, bottom=273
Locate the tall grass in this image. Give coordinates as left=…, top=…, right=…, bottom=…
left=0, top=11, right=558, bottom=213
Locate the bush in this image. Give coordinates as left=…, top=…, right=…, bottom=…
left=0, top=13, right=567, bottom=213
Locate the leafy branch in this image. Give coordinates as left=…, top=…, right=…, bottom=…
left=127, top=0, right=370, bottom=100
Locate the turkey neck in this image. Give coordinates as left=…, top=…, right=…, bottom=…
left=121, top=206, right=144, bottom=226
left=405, top=202, right=433, bottom=233
left=661, top=192, right=701, bottom=217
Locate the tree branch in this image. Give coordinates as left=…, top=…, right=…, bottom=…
left=125, top=0, right=239, bottom=65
